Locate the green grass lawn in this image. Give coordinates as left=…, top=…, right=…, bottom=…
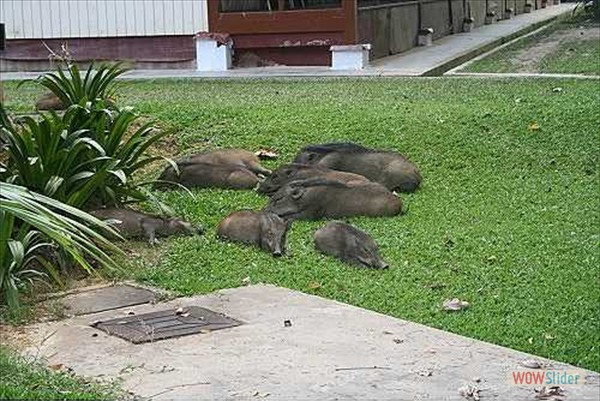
left=0, top=346, right=121, bottom=400
left=463, top=18, right=600, bottom=75
left=4, top=77, right=600, bottom=373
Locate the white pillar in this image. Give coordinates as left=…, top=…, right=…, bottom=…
left=195, top=32, right=233, bottom=71
left=330, top=44, right=371, bottom=70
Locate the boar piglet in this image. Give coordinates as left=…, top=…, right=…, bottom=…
left=264, top=178, right=401, bottom=220
left=257, top=163, right=370, bottom=196
left=293, top=142, right=422, bottom=193
left=185, top=149, right=271, bottom=176
left=314, top=222, right=388, bottom=269
left=217, top=210, right=290, bottom=256
left=91, top=208, right=203, bottom=245
left=156, top=162, right=259, bottom=190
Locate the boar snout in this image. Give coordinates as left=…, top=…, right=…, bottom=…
left=378, top=261, right=389, bottom=270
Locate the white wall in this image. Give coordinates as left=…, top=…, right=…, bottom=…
left=0, top=0, right=209, bottom=39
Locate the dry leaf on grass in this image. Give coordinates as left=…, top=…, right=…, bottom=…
left=255, top=148, right=278, bottom=160
left=443, top=298, right=470, bottom=311
left=307, top=281, right=322, bottom=290
left=529, top=122, right=541, bottom=131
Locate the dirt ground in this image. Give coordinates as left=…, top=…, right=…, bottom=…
left=511, top=25, right=600, bottom=72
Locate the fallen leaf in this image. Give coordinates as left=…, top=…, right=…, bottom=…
left=175, top=307, right=184, bottom=315
left=181, top=312, right=190, bottom=318
left=255, top=148, right=278, bottom=159
left=552, top=87, right=563, bottom=93
left=417, top=368, right=433, bottom=377
left=49, top=363, right=64, bottom=371
left=425, top=283, right=446, bottom=290
left=472, top=377, right=481, bottom=383
left=443, top=298, right=470, bottom=311
left=543, top=333, right=554, bottom=340
left=241, top=276, right=251, bottom=286
left=528, top=337, right=534, bottom=344
left=520, top=359, right=543, bottom=369
left=534, top=386, right=565, bottom=399
left=283, top=319, right=292, bottom=327
left=393, top=338, right=404, bottom=344
left=458, top=384, right=480, bottom=400
left=486, top=255, right=497, bottom=263
left=529, top=122, right=540, bottom=131
left=307, top=281, right=322, bottom=290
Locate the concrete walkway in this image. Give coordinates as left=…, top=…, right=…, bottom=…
left=0, top=4, right=575, bottom=81
left=370, top=3, right=576, bottom=76
left=22, top=285, right=599, bottom=400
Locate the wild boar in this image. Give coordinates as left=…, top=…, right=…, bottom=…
left=217, top=210, right=290, bottom=256
left=184, top=149, right=271, bottom=176
left=314, top=222, right=389, bottom=269
left=156, top=162, right=259, bottom=190
left=264, top=178, right=401, bottom=220
left=35, top=92, right=65, bottom=111
left=293, top=142, right=422, bottom=193
left=90, top=208, right=203, bottom=244
left=257, top=163, right=370, bottom=196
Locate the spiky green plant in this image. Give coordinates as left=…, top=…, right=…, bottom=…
left=0, top=182, right=123, bottom=308
left=20, top=62, right=129, bottom=109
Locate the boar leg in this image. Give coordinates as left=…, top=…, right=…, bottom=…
left=246, top=161, right=272, bottom=177
left=141, top=220, right=160, bottom=245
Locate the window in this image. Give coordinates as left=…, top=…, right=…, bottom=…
left=219, top=0, right=342, bottom=13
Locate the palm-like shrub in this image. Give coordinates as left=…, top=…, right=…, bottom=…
left=21, top=62, right=128, bottom=108
left=1, top=102, right=166, bottom=209
left=0, top=183, right=122, bottom=308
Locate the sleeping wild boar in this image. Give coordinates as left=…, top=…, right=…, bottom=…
left=293, top=142, right=422, bottom=193
left=314, top=222, right=388, bottom=269
left=257, top=163, right=369, bottom=196
left=156, top=162, right=259, bottom=190
left=217, top=210, right=290, bottom=256
left=184, top=149, right=271, bottom=176
left=264, top=178, right=401, bottom=220
left=90, top=208, right=203, bottom=244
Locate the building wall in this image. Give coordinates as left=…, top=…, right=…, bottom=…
left=0, top=0, right=208, bottom=39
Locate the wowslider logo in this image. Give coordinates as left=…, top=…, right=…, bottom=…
left=510, top=370, right=585, bottom=386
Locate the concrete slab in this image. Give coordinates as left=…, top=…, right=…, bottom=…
left=23, top=285, right=599, bottom=400
left=370, top=3, right=576, bottom=76
left=58, top=284, right=157, bottom=316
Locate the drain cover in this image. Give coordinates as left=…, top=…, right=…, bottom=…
left=92, top=306, right=242, bottom=344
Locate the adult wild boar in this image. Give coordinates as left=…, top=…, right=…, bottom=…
left=257, top=163, right=370, bottom=196
left=156, top=162, right=259, bottom=190
left=217, top=210, right=290, bottom=256
left=314, top=222, right=388, bottom=269
left=90, top=208, right=203, bottom=244
left=184, top=149, right=271, bottom=176
left=264, top=178, right=401, bottom=220
left=293, top=142, right=422, bottom=192
left=35, top=92, right=65, bottom=111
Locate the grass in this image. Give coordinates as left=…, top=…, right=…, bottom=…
left=0, top=346, right=122, bottom=400
left=3, top=77, right=600, bottom=374
left=463, top=18, right=600, bottom=75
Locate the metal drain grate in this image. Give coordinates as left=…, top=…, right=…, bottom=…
left=92, top=306, right=242, bottom=344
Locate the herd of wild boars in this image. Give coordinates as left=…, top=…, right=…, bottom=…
left=95, top=142, right=422, bottom=269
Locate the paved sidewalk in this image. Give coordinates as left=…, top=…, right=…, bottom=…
left=371, top=3, right=576, bottom=76
left=21, top=285, right=600, bottom=400
left=0, top=3, right=575, bottom=81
